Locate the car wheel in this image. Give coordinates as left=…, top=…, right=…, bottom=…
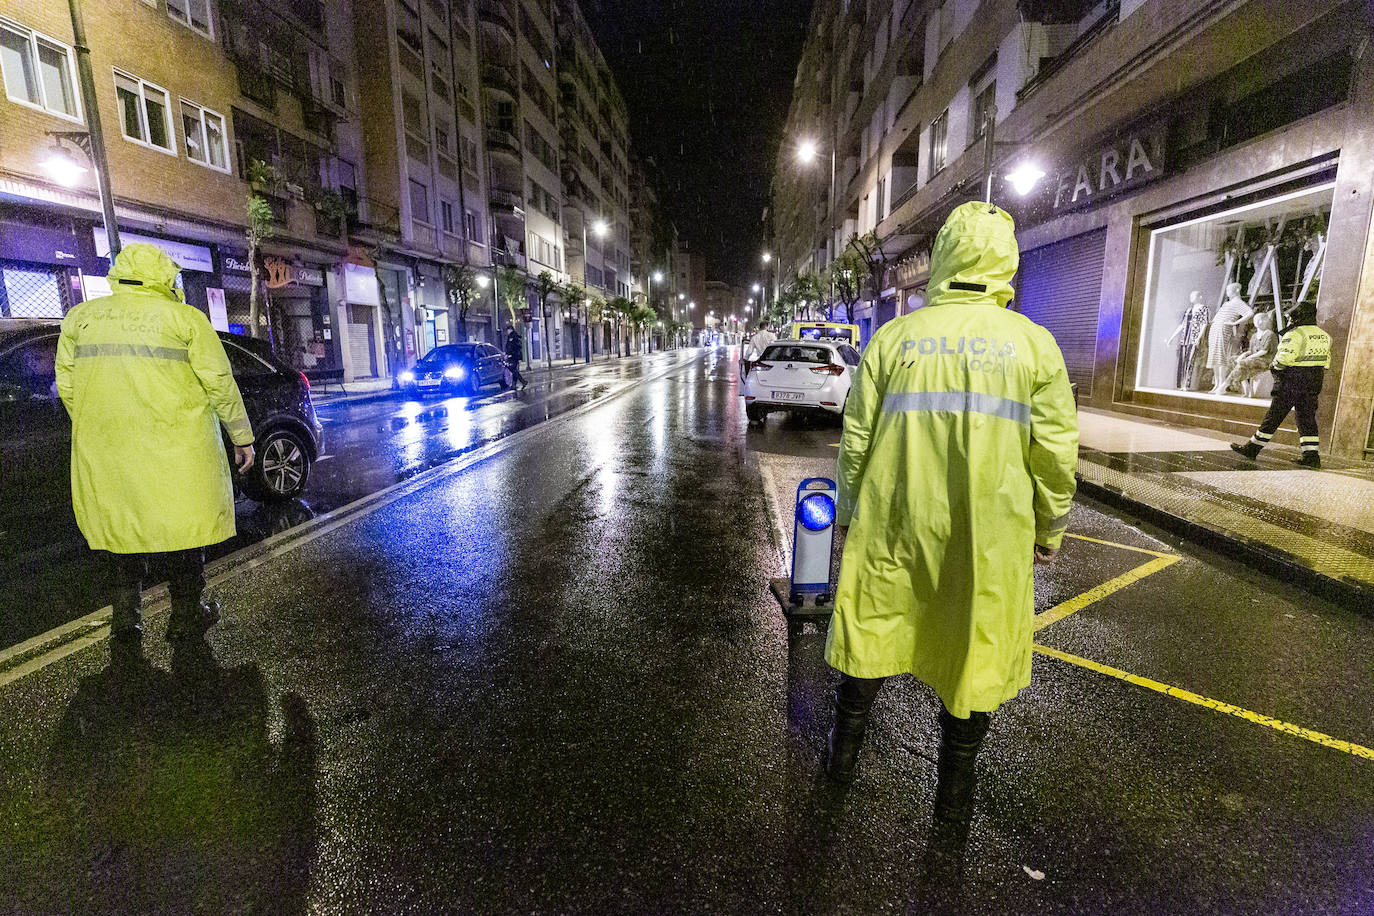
left=464, top=373, right=481, bottom=396
left=241, top=428, right=311, bottom=502
left=746, top=403, right=767, bottom=426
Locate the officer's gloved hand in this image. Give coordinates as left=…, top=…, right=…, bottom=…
left=1033, top=545, right=1058, bottom=565
left=235, top=445, right=255, bottom=472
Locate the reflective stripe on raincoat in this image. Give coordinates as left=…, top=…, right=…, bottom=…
left=55, top=243, right=254, bottom=553
left=824, top=202, right=1079, bottom=717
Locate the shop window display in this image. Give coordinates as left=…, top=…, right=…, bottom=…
left=1135, top=184, right=1332, bottom=401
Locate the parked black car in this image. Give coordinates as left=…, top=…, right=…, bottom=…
left=397, top=343, right=510, bottom=397
left=0, top=320, right=324, bottom=521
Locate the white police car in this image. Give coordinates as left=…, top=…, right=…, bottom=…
left=742, top=340, right=860, bottom=425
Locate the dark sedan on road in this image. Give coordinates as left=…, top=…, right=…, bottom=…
left=397, top=343, right=509, bottom=397
left=0, top=320, right=324, bottom=555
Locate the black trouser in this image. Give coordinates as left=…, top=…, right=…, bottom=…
left=105, top=548, right=206, bottom=607
left=1251, top=368, right=1322, bottom=453
left=836, top=673, right=993, bottom=811
left=506, top=356, right=526, bottom=387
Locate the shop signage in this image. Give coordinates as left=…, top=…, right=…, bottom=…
left=93, top=228, right=214, bottom=272
left=221, top=254, right=252, bottom=275
left=344, top=262, right=381, bottom=305
left=893, top=250, right=931, bottom=287
left=1051, top=118, right=1168, bottom=212
left=264, top=256, right=326, bottom=288
left=0, top=220, right=90, bottom=267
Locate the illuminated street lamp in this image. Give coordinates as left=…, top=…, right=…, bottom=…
left=1006, top=162, right=1047, bottom=197
left=42, top=139, right=88, bottom=187
left=797, top=136, right=837, bottom=308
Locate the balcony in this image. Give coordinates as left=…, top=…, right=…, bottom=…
left=485, top=128, right=520, bottom=159
left=489, top=189, right=525, bottom=213
left=482, top=63, right=518, bottom=97
left=478, top=0, right=515, bottom=38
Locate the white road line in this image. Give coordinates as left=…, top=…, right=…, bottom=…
left=0, top=352, right=696, bottom=688
left=757, top=458, right=791, bottom=574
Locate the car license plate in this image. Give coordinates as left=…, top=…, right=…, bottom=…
left=418, top=378, right=441, bottom=387
left=772, top=391, right=804, bottom=401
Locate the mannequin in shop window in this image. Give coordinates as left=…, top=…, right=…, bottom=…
left=1165, top=290, right=1209, bottom=390
left=1221, top=309, right=1278, bottom=399
left=1207, top=282, right=1253, bottom=394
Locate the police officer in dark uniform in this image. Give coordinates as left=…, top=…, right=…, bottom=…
left=1231, top=303, right=1331, bottom=468
left=504, top=326, right=528, bottom=390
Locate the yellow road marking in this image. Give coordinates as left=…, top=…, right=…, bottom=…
left=1033, top=643, right=1374, bottom=761
left=1034, top=554, right=1181, bottom=632
left=1063, top=532, right=1174, bottom=558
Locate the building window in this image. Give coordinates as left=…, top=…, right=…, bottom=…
left=115, top=71, right=174, bottom=152
left=875, top=176, right=887, bottom=222
left=970, top=81, right=995, bottom=145
left=440, top=199, right=455, bottom=233
left=928, top=110, right=947, bottom=176
left=0, top=22, right=80, bottom=120
left=181, top=100, right=228, bottom=171
left=166, top=0, right=213, bottom=37
left=409, top=178, right=430, bottom=225
left=464, top=209, right=482, bottom=243
left=1134, top=182, right=1334, bottom=403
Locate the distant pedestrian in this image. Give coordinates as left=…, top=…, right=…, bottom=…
left=504, top=326, right=528, bottom=389
left=55, top=244, right=256, bottom=650
left=1231, top=303, right=1330, bottom=468
left=746, top=320, right=777, bottom=361
left=824, top=203, right=1079, bottom=876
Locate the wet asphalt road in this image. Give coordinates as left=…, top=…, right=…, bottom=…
left=0, top=351, right=691, bottom=650
left=1, top=346, right=1372, bottom=914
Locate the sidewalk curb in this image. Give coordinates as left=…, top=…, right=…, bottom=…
left=1075, top=474, right=1373, bottom=615
left=310, top=354, right=659, bottom=407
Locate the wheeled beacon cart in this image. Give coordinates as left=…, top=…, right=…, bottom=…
left=769, top=477, right=838, bottom=640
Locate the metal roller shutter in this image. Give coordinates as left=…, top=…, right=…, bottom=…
left=1014, top=228, right=1106, bottom=396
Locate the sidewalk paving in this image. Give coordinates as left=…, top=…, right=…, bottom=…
left=309, top=352, right=648, bottom=405
left=1075, top=408, right=1374, bottom=608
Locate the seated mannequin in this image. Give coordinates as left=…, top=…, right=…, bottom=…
left=1221, top=310, right=1278, bottom=398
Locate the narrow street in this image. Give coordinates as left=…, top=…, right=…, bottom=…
left=2, top=347, right=1370, bottom=914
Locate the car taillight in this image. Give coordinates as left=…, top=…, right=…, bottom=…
left=748, top=360, right=773, bottom=371
left=299, top=371, right=310, bottom=389
left=810, top=364, right=845, bottom=376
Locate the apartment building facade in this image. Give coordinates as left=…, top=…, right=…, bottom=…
left=773, top=0, right=1374, bottom=459
left=0, top=0, right=377, bottom=377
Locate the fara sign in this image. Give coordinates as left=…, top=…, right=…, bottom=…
left=1052, top=120, right=1167, bottom=211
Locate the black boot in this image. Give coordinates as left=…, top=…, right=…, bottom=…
left=1230, top=441, right=1262, bottom=460
left=825, top=675, right=884, bottom=783
left=924, top=708, right=992, bottom=883
left=1295, top=451, right=1321, bottom=469
left=110, top=584, right=143, bottom=641
left=166, top=598, right=220, bottom=642
left=826, top=707, right=870, bottom=784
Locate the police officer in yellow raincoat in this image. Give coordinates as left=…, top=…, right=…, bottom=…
left=56, top=243, right=256, bottom=646
left=822, top=202, right=1079, bottom=868
left=1230, top=302, right=1331, bottom=468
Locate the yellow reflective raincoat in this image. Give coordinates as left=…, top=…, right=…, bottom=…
left=824, top=202, right=1079, bottom=717
left=55, top=243, right=254, bottom=553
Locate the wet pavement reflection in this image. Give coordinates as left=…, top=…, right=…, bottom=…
left=0, top=351, right=692, bottom=651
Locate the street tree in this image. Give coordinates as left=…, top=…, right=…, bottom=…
left=847, top=231, right=892, bottom=308
left=561, top=280, right=589, bottom=362
left=632, top=303, right=656, bottom=353
left=533, top=271, right=561, bottom=369
left=442, top=263, right=483, bottom=342
left=606, top=297, right=634, bottom=356
left=828, top=242, right=867, bottom=325
left=244, top=159, right=281, bottom=340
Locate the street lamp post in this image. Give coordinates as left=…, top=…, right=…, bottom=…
left=979, top=103, right=1046, bottom=206
left=581, top=217, right=609, bottom=363
left=46, top=0, right=121, bottom=256
left=797, top=139, right=836, bottom=316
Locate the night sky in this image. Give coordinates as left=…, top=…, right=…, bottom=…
left=584, top=0, right=814, bottom=286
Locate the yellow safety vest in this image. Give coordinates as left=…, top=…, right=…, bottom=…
left=1274, top=325, right=1331, bottom=369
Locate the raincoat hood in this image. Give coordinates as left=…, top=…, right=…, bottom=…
left=926, top=202, right=1018, bottom=310
left=106, top=242, right=182, bottom=297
